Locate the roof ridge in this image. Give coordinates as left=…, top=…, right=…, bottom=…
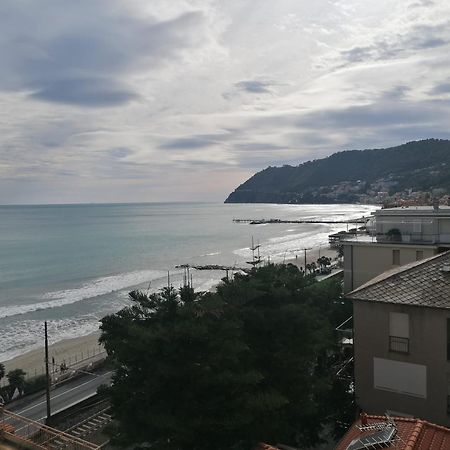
left=404, top=420, right=424, bottom=450
left=347, top=251, right=450, bottom=298
left=422, top=420, right=450, bottom=432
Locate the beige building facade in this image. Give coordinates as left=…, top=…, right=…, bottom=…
left=343, top=239, right=439, bottom=292
left=347, top=252, right=450, bottom=427
left=343, top=206, right=450, bottom=293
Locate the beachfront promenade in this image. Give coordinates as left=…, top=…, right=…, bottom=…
left=1, top=333, right=105, bottom=389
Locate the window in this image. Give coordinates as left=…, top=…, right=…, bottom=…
left=416, top=250, right=424, bottom=261
left=413, top=221, right=422, bottom=233
left=389, top=312, right=409, bottom=353
left=374, top=358, right=426, bottom=398
left=392, top=249, right=400, bottom=265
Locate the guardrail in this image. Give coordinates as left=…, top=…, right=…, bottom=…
left=0, top=406, right=99, bottom=449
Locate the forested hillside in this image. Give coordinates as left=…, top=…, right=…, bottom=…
left=225, top=139, right=450, bottom=204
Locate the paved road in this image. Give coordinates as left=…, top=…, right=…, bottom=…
left=8, top=369, right=112, bottom=423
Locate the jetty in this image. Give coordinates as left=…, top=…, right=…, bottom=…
left=233, top=217, right=368, bottom=225
left=175, top=264, right=249, bottom=272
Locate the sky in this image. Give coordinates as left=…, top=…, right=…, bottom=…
left=2, top=0, right=450, bottom=204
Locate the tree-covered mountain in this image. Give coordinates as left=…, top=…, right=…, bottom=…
left=225, top=139, right=450, bottom=204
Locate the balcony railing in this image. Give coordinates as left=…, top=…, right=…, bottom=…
left=389, top=336, right=409, bottom=353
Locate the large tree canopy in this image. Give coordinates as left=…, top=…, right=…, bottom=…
left=100, top=264, right=350, bottom=450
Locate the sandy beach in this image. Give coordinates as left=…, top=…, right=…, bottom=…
left=285, top=246, right=339, bottom=270
left=0, top=245, right=339, bottom=385
left=1, top=332, right=103, bottom=385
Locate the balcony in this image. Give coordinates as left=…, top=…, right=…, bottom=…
left=389, top=336, right=409, bottom=353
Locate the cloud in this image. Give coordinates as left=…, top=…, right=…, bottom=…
left=298, top=102, right=435, bottom=129
left=429, top=81, right=450, bottom=95
left=223, top=80, right=278, bottom=100
left=340, top=22, right=450, bottom=65
left=0, top=1, right=205, bottom=106
left=3, top=0, right=450, bottom=203
left=234, top=80, right=273, bottom=94
left=30, top=78, right=138, bottom=107
left=160, top=137, right=215, bottom=150
left=108, top=147, right=133, bottom=159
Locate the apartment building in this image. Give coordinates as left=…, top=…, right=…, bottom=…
left=347, top=251, right=450, bottom=426
left=343, top=205, right=450, bottom=293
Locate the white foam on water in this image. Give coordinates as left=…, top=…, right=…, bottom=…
left=0, top=317, right=101, bottom=363
left=0, top=273, right=221, bottom=363
left=0, top=270, right=167, bottom=319
left=232, top=204, right=378, bottom=262
left=200, top=252, right=221, bottom=257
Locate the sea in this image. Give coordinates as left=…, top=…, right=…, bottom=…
left=0, top=202, right=377, bottom=362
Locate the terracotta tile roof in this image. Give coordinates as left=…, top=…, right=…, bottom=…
left=336, top=415, right=450, bottom=450
left=346, top=250, right=450, bottom=308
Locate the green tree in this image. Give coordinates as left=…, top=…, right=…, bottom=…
left=317, top=256, right=332, bottom=272
left=101, top=264, right=347, bottom=449
left=0, top=363, right=5, bottom=383
left=101, top=287, right=264, bottom=450
left=7, top=369, right=26, bottom=396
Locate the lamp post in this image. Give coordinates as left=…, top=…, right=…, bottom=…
left=44, top=321, right=51, bottom=424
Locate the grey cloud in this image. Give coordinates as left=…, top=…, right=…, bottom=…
left=223, top=80, right=275, bottom=100
left=235, top=80, right=272, bottom=94
left=430, top=81, right=450, bottom=95
left=380, top=85, right=410, bottom=100
left=160, top=137, right=214, bottom=150
left=234, top=142, right=284, bottom=151
left=409, top=0, right=435, bottom=8
left=285, top=132, right=336, bottom=148
left=297, top=102, right=439, bottom=129
left=30, top=78, right=138, bottom=107
left=0, top=1, right=205, bottom=106
left=340, top=22, right=450, bottom=64
left=108, top=148, right=133, bottom=159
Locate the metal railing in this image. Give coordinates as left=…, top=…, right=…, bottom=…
left=0, top=406, right=99, bottom=449
left=389, top=336, right=409, bottom=353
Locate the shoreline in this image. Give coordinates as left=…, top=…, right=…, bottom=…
left=283, top=246, right=338, bottom=270
left=1, top=245, right=339, bottom=382
left=1, top=332, right=103, bottom=384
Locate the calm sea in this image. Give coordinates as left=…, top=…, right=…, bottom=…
left=0, top=202, right=376, bottom=361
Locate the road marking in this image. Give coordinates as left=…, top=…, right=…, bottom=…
left=37, top=392, right=98, bottom=421
left=15, top=371, right=112, bottom=415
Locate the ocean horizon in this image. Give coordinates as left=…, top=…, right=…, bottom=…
left=0, top=202, right=377, bottom=362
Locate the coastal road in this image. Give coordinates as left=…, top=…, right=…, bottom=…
left=7, top=369, right=112, bottom=423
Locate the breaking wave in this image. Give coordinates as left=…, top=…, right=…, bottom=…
left=0, top=270, right=167, bottom=319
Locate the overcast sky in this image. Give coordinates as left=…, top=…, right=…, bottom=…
left=2, top=0, right=450, bottom=204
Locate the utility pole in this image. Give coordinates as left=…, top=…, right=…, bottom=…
left=44, top=321, right=51, bottom=424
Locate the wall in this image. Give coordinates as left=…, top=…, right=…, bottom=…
left=343, top=242, right=438, bottom=293
left=353, top=300, right=450, bottom=426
